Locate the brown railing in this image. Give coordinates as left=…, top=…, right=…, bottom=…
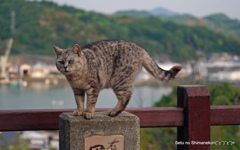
left=1, top=85, right=240, bottom=150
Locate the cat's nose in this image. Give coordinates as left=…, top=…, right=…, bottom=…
left=64, top=66, right=68, bottom=71
left=63, top=64, right=68, bottom=69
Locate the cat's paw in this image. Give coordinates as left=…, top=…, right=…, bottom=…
left=108, top=109, right=121, bottom=117
left=84, top=112, right=94, bottom=120
left=73, top=110, right=83, bottom=116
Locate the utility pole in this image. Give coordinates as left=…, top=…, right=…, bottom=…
left=11, top=10, right=15, bottom=33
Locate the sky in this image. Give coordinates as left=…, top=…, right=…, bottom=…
left=51, top=0, right=240, bottom=20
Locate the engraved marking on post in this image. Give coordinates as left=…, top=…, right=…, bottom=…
left=85, top=135, right=124, bottom=150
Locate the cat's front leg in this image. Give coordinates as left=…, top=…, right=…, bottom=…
left=73, top=89, right=85, bottom=116
left=84, top=89, right=99, bottom=119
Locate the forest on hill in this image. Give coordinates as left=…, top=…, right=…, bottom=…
left=1, top=0, right=240, bottom=62
left=115, top=8, right=240, bottom=38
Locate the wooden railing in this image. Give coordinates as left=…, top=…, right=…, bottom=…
left=1, top=85, right=240, bottom=150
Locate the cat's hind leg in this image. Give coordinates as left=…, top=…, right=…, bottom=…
left=109, top=85, right=133, bottom=117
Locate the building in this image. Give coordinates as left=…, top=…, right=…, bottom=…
left=20, top=64, right=31, bottom=77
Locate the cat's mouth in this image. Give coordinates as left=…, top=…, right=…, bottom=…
left=67, top=74, right=75, bottom=78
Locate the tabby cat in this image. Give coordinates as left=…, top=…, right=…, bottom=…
left=54, top=40, right=181, bottom=119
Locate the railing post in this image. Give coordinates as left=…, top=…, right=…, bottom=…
left=59, top=111, right=140, bottom=150
left=177, top=85, right=210, bottom=150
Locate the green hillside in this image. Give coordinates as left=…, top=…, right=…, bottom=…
left=115, top=9, right=240, bottom=38
left=1, top=0, right=240, bottom=62
left=204, top=13, right=240, bottom=37
left=162, top=13, right=240, bottom=38
left=161, top=14, right=210, bottom=26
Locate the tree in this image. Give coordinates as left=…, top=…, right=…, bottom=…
left=140, top=83, right=240, bottom=150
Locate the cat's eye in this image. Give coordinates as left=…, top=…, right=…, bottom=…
left=69, top=60, right=74, bottom=64
left=59, top=61, right=64, bottom=64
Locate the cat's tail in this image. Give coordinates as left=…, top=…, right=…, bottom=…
left=142, top=50, right=182, bottom=82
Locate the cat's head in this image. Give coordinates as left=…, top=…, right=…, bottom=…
left=54, top=44, right=85, bottom=80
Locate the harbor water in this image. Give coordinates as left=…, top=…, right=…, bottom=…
left=0, top=81, right=172, bottom=110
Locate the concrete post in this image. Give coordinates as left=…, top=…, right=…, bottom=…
left=59, top=111, right=140, bottom=150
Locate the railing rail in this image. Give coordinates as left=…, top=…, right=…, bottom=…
left=1, top=85, right=240, bottom=150
left=0, top=107, right=184, bottom=131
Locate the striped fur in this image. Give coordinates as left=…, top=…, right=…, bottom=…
left=54, top=40, right=181, bottom=119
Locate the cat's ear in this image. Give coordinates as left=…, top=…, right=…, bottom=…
left=73, top=44, right=81, bottom=56
left=54, top=46, right=63, bottom=55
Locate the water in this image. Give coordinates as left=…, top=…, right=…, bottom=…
left=0, top=82, right=172, bottom=110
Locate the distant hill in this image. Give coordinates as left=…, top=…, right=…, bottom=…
left=115, top=7, right=178, bottom=18
left=1, top=0, right=240, bottom=62
left=115, top=8, right=240, bottom=38
left=150, top=7, right=179, bottom=17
